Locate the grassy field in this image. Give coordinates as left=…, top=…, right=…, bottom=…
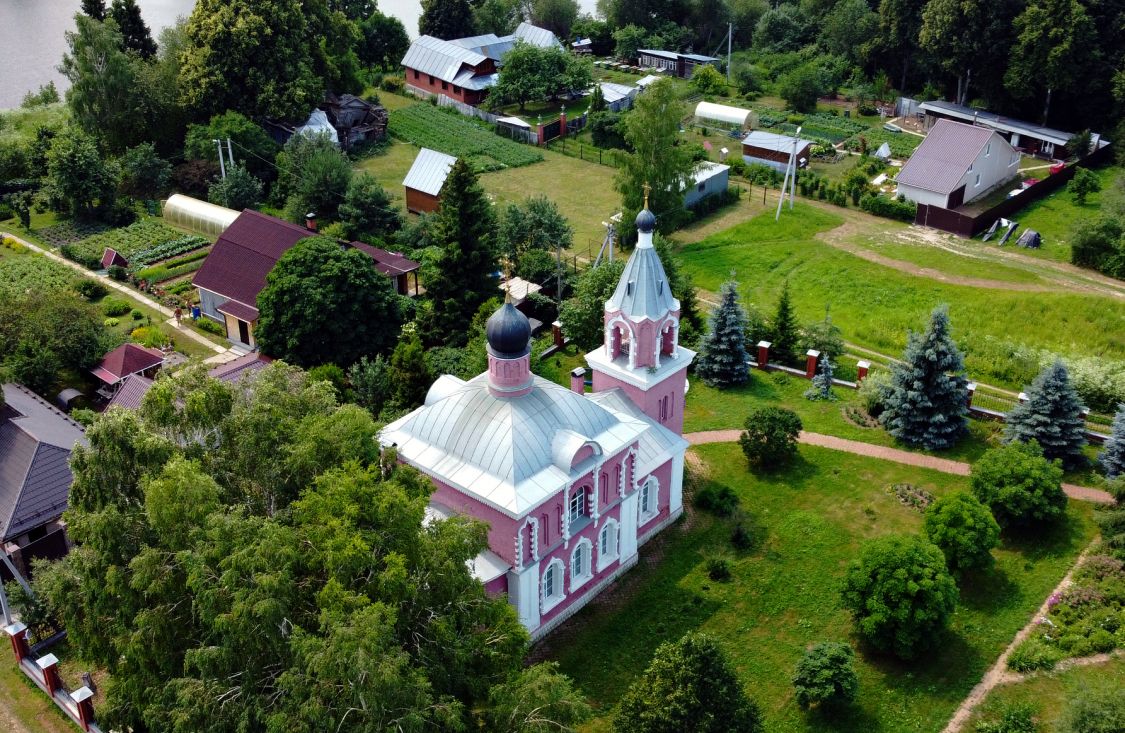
left=1003, top=165, right=1120, bottom=263
left=676, top=203, right=1125, bottom=389
left=545, top=442, right=1096, bottom=733
left=966, top=655, right=1124, bottom=731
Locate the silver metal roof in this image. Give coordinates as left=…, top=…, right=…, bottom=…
left=381, top=374, right=651, bottom=518
left=512, top=22, right=562, bottom=49
left=919, top=100, right=1076, bottom=147
left=599, top=82, right=636, bottom=104
left=452, top=69, right=499, bottom=90
left=403, top=148, right=456, bottom=197
left=606, top=235, right=680, bottom=321
left=639, top=49, right=679, bottom=60
left=742, top=130, right=815, bottom=152
left=401, top=35, right=488, bottom=83
left=586, top=389, right=688, bottom=477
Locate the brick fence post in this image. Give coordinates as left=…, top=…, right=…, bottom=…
left=552, top=320, right=564, bottom=347
left=966, top=382, right=976, bottom=409
left=36, top=654, right=61, bottom=696
left=570, top=367, right=585, bottom=394
left=4, top=622, right=29, bottom=663
left=73, top=686, right=95, bottom=731
left=855, top=360, right=870, bottom=387
left=805, top=349, right=820, bottom=379
left=756, top=341, right=771, bottom=370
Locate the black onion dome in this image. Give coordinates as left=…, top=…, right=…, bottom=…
left=486, top=302, right=531, bottom=358
left=635, top=207, right=656, bottom=233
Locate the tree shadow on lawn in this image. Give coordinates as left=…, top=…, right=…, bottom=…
left=857, top=628, right=987, bottom=705
left=958, top=565, right=1021, bottom=614
left=801, top=699, right=882, bottom=733
left=1001, top=511, right=1090, bottom=564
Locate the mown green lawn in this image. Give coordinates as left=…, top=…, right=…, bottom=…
left=967, top=655, right=1124, bottom=732
left=845, top=231, right=1053, bottom=286
left=546, top=443, right=1096, bottom=733
left=1006, top=165, right=1120, bottom=264
left=676, top=204, right=1125, bottom=390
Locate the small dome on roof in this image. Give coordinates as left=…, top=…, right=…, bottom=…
left=486, top=302, right=531, bottom=358
left=635, top=207, right=656, bottom=233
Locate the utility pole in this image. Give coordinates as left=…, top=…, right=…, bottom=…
left=726, top=23, right=732, bottom=82
left=775, top=126, right=801, bottom=220
left=226, top=137, right=235, bottom=169
left=214, top=138, right=226, bottom=179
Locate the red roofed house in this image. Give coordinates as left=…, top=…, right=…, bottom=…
left=91, top=343, right=164, bottom=389
left=896, top=119, right=1019, bottom=209
left=192, top=210, right=420, bottom=349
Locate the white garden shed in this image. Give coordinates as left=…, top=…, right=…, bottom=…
left=694, top=102, right=756, bottom=130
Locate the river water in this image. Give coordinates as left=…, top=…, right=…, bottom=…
left=0, top=0, right=597, bottom=110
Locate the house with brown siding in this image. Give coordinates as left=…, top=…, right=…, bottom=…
left=741, top=130, right=814, bottom=172
left=403, top=148, right=456, bottom=214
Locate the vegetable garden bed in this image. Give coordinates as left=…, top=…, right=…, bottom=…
left=388, top=104, right=543, bottom=171
left=841, top=127, right=922, bottom=157
left=35, top=220, right=110, bottom=248
left=61, top=221, right=207, bottom=269
left=0, top=244, right=78, bottom=296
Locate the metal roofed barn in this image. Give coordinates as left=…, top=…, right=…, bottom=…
left=403, top=148, right=457, bottom=214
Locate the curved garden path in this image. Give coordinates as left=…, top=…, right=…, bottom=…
left=685, top=430, right=1114, bottom=505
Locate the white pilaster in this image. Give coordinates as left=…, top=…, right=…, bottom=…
left=509, top=561, right=541, bottom=632
left=669, top=450, right=685, bottom=514
left=619, top=491, right=639, bottom=562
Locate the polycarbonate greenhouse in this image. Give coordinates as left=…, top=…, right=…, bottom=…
left=163, top=194, right=240, bottom=238
left=694, top=101, right=757, bottom=130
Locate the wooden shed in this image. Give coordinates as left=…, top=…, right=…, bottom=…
left=741, top=130, right=814, bottom=172
left=403, top=148, right=457, bottom=214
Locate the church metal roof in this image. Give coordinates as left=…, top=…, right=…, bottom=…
left=605, top=237, right=679, bottom=321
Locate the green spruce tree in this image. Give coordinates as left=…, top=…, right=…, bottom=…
left=81, top=0, right=107, bottom=20
left=1005, top=360, right=1088, bottom=469
left=880, top=305, right=969, bottom=450
left=804, top=354, right=835, bottom=401
left=423, top=158, right=498, bottom=345
left=1100, top=404, right=1125, bottom=478
left=695, top=279, right=749, bottom=388
left=770, top=280, right=801, bottom=366
left=110, top=0, right=156, bottom=58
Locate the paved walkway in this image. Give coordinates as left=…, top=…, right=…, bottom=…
left=685, top=430, right=1114, bottom=504
left=3, top=229, right=227, bottom=355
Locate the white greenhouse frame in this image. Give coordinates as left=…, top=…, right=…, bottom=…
left=162, top=194, right=240, bottom=239
left=694, top=101, right=756, bottom=130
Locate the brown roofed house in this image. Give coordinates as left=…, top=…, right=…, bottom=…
left=896, top=119, right=1020, bottom=210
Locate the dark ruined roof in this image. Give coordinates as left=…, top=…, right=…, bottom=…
left=896, top=119, right=1001, bottom=195
left=101, top=248, right=128, bottom=269
left=92, top=343, right=164, bottom=385
left=322, top=94, right=388, bottom=137
left=193, top=210, right=417, bottom=307
left=0, top=384, right=87, bottom=541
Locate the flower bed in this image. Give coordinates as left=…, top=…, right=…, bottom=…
left=388, top=104, right=543, bottom=171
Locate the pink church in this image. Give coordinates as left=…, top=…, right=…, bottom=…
left=381, top=206, right=696, bottom=639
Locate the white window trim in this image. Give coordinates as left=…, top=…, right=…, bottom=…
left=974, top=173, right=981, bottom=187
left=568, top=488, right=585, bottom=523
left=541, top=558, right=566, bottom=613
left=639, top=476, right=659, bottom=524
left=598, top=519, right=620, bottom=571
left=570, top=538, right=593, bottom=592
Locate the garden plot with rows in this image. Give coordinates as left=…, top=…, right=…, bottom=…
left=388, top=104, right=543, bottom=172
left=60, top=219, right=210, bottom=296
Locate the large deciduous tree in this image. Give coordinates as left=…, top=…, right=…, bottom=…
left=531, top=0, right=580, bottom=38
left=880, top=305, right=968, bottom=450
left=208, top=164, right=264, bottom=211
left=419, top=0, right=475, bottom=39
left=358, top=12, right=411, bottom=69
left=497, top=195, right=574, bottom=263
left=421, top=158, right=499, bottom=345
left=255, top=237, right=403, bottom=367
left=559, top=260, right=626, bottom=349
left=616, top=78, right=694, bottom=237
left=971, top=440, right=1068, bottom=528
left=1005, top=0, right=1095, bottom=123
left=59, top=14, right=139, bottom=152
left=841, top=535, right=958, bottom=659
left=1004, top=360, right=1088, bottom=469
left=696, top=280, right=750, bottom=388
left=118, top=142, right=171, bottom=201
left=923, top=491, right=1001, bottom=572
left=615, top=633, right=762, bottom=733
left=180, top=0, right=328, bottom=121
left=184, top=111, right=280, bottom=182
left=874, top=0, right=926, bottom=91
left=42, top=128, right=120, bottom=219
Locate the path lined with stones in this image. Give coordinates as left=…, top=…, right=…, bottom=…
left=685, top=430, right=1114, bottom=504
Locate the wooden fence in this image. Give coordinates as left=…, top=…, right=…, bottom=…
left=915, top=143, right=1114, bottom=238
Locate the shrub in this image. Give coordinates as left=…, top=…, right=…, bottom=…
left=130, top=326, right=168, bottom=348
left=792, top=642, right=858, bottom=710
left=1007, top=637, right=1060, bottom=672
left=923, top=492, right=1001, bottom=572
left=130, top=309, right=144, bottom=320
left=858, top=369, right=892, bottom=417
left=739, top=407, right=802, bottom=470
left=102, top=298, right=131, bottom=317
left=694, top=482, right=739, bottom=516
left=380, top=75, right=405, bottom=93
left=74, top=279, right=107, bottom=300
left=974, top=703, right=1038, bottom=733
left=970, top=441, right=1067, bottom=528
left=706, top=556, right=732, bottom=581
left=841, top=534, right=958, bottom=659
left=108, top=264, right=127, bottom=280
left=195, top=318, right=225, bottom=336
left=860, top=193, right=916, bottom=221
left=731, top=522, right=754, bottom=550
left=103, top=317, right=119, bottom=328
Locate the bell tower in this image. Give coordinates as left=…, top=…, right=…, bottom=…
left=584, top=194, right=695, bottom=435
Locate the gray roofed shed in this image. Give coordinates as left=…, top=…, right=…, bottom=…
left=741, top=130, right=815, bottom=154
left=403, top=148, right=457, bottom=197
left=511, top=22, right=562, bottom=49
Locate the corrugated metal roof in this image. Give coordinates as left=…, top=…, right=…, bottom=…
left=401, top=35, right=488, bottom=83
left=403, top=148, right=457, bottom=197
left=682, top=53, right=719, bottom=62
left=639, top=49, right=679, bottom=60
left=920, top=100, right=1075, bottom=146
left=512, top=22, right=562, bottom=49
left=381, top=374, right=649, bottom=517
left=452, top=69, right=499, bottom=90
left=742, top=130, right=815, bottom=153
left=896, top=118, right=1000, bottom=195
left=450, top=33, right=503, bottom=49
left=606, top=233, right=680, bottom=321
left=635, top=75, right=662, bottom=88
left=600, top=82, right=636, bottom=104
left=692, top=161, right=730, bottom=184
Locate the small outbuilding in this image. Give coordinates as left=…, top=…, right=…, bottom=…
left=162, top=194, right=241, bottom=238
left=599, top=82, right=638, bottom=112
left=742, top=130, right=814, bottom=172
left=322, top=93, right=388, bottom=150
left=683, top=161, right=730, bottom=208
left=572, top=37, right=593, bottom=54
left=694, top=102, right=756, bottom=131
left=101, top=248, right=128, bottom=270
left=635, top=74, right=662, bottom=91
left=403, top=148, right=457, bottom=214
left=91, top=343, right=165, bottom=390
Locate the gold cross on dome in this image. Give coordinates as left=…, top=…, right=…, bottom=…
left=643, top=182, right=651, bottom=209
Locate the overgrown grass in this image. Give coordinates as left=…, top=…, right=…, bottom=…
left=547, top=442, right=1096, bottom=732
left=1006, top=166, right=1120, bottom=264
left=677, top=204, right=1125, bottom=390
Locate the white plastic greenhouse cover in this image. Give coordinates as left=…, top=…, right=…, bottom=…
left=297, top=109, right=339, bottom=145
left=163, top=194, right=240, bottom=239
left=694, top=101, right=755, bottom=128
